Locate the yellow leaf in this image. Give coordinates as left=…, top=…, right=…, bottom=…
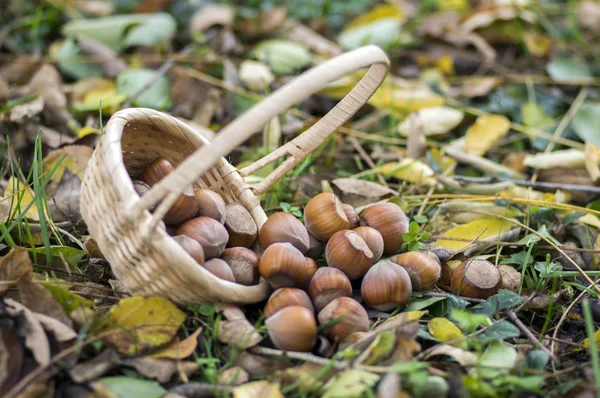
left=580, top=213, right=600, bottom=230
left=377, top=158, right=436, bottom=186
left=428, top=318, right=466, bottom=347
left=42, top=145, right=93, bottom=184
left=73, top=79, right=126, bottom=114
left=582, top=329, right=600, bottom=348
left=406, top=311, right=427, bottom=321
left=338, top=5, right=405, bottom=50
left=435, top=218, right=513, bottom=252
left=524, top=31, right=552, bottom=58
left=369, top=84, right=445, bottom=112
left=438, top=0, right=470, bottom=11
left=345, top=4, right=404, bottom=30
left=3, top=177, right=39, bottom=221
left=429, top=147, right=456, bottom=174
left=94, top=296, right=186, bottom=356
left=149, top=327, right=202, bottom=359
left=77, top=126, right=100, bottom=138
left=465, top=114, right=510, bottom=156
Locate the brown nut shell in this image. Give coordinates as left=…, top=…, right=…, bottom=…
left=308, top=267, right=352, bottom=311
left=143, top=157, right=174, bottom=185
left=304, top=193, right=350, bottom=241
left=317, top=297, right=369, bottom=342
left=259, top=212, right=310, bottom=253
left=224, top=204, right=257, bottom=248
left=451, top=259, right=502, bottom=299
left=342, top=204, right=359, bottom=229
left=325, top=230, right=373, bottom=280
left=259, top=242, right=314, bottom=289
left=352, top=226, right=384, bottom=263
left=194, top=188, right=226, bottom=223
left=204, top=258, right=236, bottom=282
left=361, top=260, right=412, bottom=311
left=305, top=232, right=324, bottom=260
left=359, top=203, right=409, bottom=254
left=265, top=306, right=317, bottom=352
left=177, top=216, right=229, bottom=259
left=220, top=247, right=260, bottom=286
left=395, top=251, right=441, bottom=291
left=173, top=235, right=205, bottom=265
left=263, top=288, right=314, bottom=319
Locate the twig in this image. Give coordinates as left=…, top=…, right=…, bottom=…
left=347, top=136, right=388, bottom=187
left=551, top=290, right=587, bottom=357
left=123, top=45, right=193, bottom=108
left=506, top=309, right=558, bottom=362
left=450, top=175, right=600, bottom=195
left=423, top=291, right=485, bottom=304
left=250, top=346, right=348, bottom=370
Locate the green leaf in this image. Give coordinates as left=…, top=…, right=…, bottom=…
left=116, top=69, right=171, bottom=110
left=501, top=251, right=534, bottom=268
left=92, top=376, right=166, bottom=398
left=413, top=215, right=428, bottom=224
left=42, top=282, right=94, bottom=315
left=406, top=295, right=446, bottom=312
left=573, top=102, right=600, bottom=147
left=53, top=38, right=105, bottom=80
left=337, top=4, right=405, bottom=50
left=252, top=40, right=312, bottom=75
left=62, top=13, right=176, bottom=51
left=478, top=320, right=520, bottom=343
left=494, top=375, right=545, bottom=391
left=526, top=349, right=550, bottom=370
left=322, top=369, right=379, bottom=398
left=409, top=221, right=420, bottom=235
left=546, top=57, right=593, bottom=83
left=29, top=246, right=86, bottom=268
left=475, top=341, right=517, bottom=378
left=471, top=290, right=522, bottom=316
left=450, top=309, right=490, bottom=334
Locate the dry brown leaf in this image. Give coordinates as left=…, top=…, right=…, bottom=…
left=457, top=76, right=501, bottom=98
left=0, top=58, right=42, bottom=85
left=234, top=351, right=292, bottom=377
left=0, top=326, right=24, bottom=396
left=233, top=381, right=284, bottom=398
left=276, top=363, right=327, bottom=393
left=189, top=5, right=234, bottom=33
left=331, top=178, right=397, bottom=207
left=48, top=170, right=82, bottom=224
left=149, top=327, right=202, bottom=359
left=422, top=343, right=477, bottom=366
left=218, top=366, right=250, bottom=386
left=282, top=20, right=341, bottom=56
left=3, top=96, right=44, bottom=123
left=69, top=349, right=121, bottom=383
left=406, top=113, right=427, bottom=159
left=126, top=357, right=198, bottom=383
left=4, top=299, right=51, bottom=366
left=17, top=278, right=73, bottom=328
left=237, top=8, right=287, bottom=38
left=523, top=31, right=552, bottom=58
left=578, top=1, right=600, bottom=33
left=0, top=247, right=33, bottom=294
left=217, top=305, right=262, bottom=349
left=28, top=64, right=66, bottom=108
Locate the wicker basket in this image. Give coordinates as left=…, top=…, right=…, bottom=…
left=80, top=45, right=390, bottom=305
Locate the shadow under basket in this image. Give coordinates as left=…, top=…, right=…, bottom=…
left=80, top=45, right=390, bottom=305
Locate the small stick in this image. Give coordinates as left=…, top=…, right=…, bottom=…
left=347, top=136, right=388, bottom=187
left=505, top=309, right=558, bottom=363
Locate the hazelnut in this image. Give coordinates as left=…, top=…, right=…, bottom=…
left=361, top=260, right=412, bottom=311
left=173, top=235, right=205, bottom=265
left=259, top=242, right=314, bottom=289
left=395, top=251, right=441, bottom=291
left=342, top=204, right=359, bottom=229
left=204, top=258, right=236, bottom=282
left=177, top=216, right=229, bottom=259
left=325, top=230, right=373, bottom=280
left=258, top=212, right=310, bottom=253
left=263, top=287, right=314, bottom=319
left=352, top=226, right=384, bottom=263
left=194, top=188, right=226, bottom=224
left=317, top=297, right=369, bottom=342
left=265, top=306, right=317, bottom=352
left=359, top=203, right=409, bottom=254
left=224, top=204, right=257, bottom=248
left=304, top=193, right=350, bottom=241
left=308, top=267, right=352, bottom=311
left=305, top=232, right=324, bottom=260
left=220, top=247, right=260, bottom=286
left=142, top=158, right=198, bottom=225
left=451, top=259, right=502, bottom=299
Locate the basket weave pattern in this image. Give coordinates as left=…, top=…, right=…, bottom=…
left=81, top=45, right=390, bottom=305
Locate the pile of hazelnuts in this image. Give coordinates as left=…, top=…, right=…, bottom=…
left=134, top=157, right=503, bottom=353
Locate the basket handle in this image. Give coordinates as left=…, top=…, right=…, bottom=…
left=133, top=45, right=390, bottom=225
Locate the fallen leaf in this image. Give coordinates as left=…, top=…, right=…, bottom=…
left=275, top=363, right=326, bottom=393
left=547, top=56, right=593, bottom=84
left=573, top=102, right=600, bottom=148
left=239, top=61, right=274, bottom=92
left=522, top=149, right=585, bottom=169
left=217, top=305, right=262, bottom=350
left=116, top=69, right=171, bottom=110
left=0, top=325, right=24, bottom=396
left=72, top=79, right=126, bottom=114
left=149, top=327, right=202, bottom=359
left=219, top=366, right=250, bottom=386
left=435, top=217, right=514, bottom=252
left=474, top=341, right=517, bottom=378
left=93, top=296, right=186, bottom=356
left=29, top=245, right=87, bottom=269
left=465, top=114, right=510, bottom=156
left=126, top=357, right=198, bottom=383
left=457, top=76, right=501, bottom=98
left=398, top=106, right=464, bottom=137
left=42, top=145, right=93, bottom=195
left=234, top=351, right=292, bottom=377
left=322, top=369, right=380, bottom=398
left=252, top=40, right=312, bottom=75
left=428, top=318, right=466, bottom=347
left=4, top=299, right=52, bottom=366
left=76, top=36, right=127, bottom=78
left=233, top=381, right=283, bottom=398
left=28, top=64, right=66, bottom=108
left=42, top=281, right=94, bottom=316
left=369, top=83, right=445, bottom=112
left=0, top=247, right=33, bottom=293
left=338, top=4, right=406, bottom=50
left=17, top=278, right=73, bottom=327
left=92, top=376, right=166, bottom=398
left=189, top=5, right=234, bottom=33
left=52, top=37, right=105, bottom=80
left=423, top=343, right=477, bottom=366
left=523, top=31, right=552, bottom=58
left=376, top=159, right=437, bottom=186
left=47, top=169, right=82, bottom=224
left=4, top=177, right=39, bottom=221
left=69, top=349, right=121, bottom=383
left=331, top=178, right=397, bottom=207
left=578, top=1, right=600, bottom=33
